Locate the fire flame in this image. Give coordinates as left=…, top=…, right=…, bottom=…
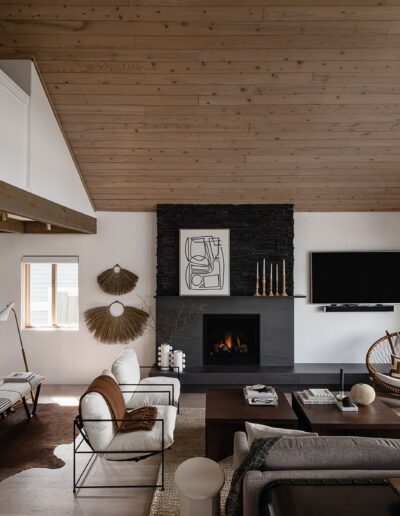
left=213, top=332, right=249, bottom=355
left=225, top=332, right=233, bottom=349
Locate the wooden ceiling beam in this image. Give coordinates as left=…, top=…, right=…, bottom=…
left=0, top=218, right=24, bottom=233
left=0, top=181, right=97, bottom=234
left=23, top=221, right=80, bottom=234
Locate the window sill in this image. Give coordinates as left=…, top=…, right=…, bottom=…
left=22, top=327, right=79, bottom=332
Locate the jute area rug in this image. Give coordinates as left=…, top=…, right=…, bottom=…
left=150, top=407, right=234, bottom=516
left=0, top=403, right=77, bottom=482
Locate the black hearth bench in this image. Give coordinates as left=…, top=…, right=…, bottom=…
left=149, top=363, right=369, bottom=393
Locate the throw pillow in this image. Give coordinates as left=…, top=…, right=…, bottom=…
left=390, top=354, right=400, bottom=379
left=245, top=421, right=318, bottom=446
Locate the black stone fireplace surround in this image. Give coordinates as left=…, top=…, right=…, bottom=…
left=154, top=296, right=368, bottom=391
left=157, top=204, right=294, bottom=297
left=153, top=204, right=369, bottom=391
left=156, top=296, right=295, bottom=368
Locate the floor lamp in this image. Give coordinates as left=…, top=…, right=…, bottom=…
left=0, top=302, right=30, bottom=372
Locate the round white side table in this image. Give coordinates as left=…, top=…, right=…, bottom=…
left=174, top=456, right=225, bottom=516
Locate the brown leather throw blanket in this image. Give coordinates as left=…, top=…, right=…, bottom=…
left=80, top=375, right=157, bottom=432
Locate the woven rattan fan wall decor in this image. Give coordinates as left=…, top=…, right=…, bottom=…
left=97, top=264, right=138, bottom=295
left=84, top=301, right=149, bottom=344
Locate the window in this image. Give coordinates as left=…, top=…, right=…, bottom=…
left=23, top=256, right=79, bottom=329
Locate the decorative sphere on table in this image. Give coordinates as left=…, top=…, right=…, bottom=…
left=350, top=383, right=376, bottom=405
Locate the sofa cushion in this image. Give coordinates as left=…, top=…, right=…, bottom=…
left=126, top=377, right=181, bottom=408
left=101, top=368, right=117, bottom=382
left=104, top=404, right=177, bottom=460
left=245, top=422, right=317, bottom=446
left=264, top=436, right=400, bottom=471
left=80, top=391, right=116, bottom=452
left=111, top=348, right=140, bottom=402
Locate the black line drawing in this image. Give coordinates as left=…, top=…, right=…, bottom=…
left=184, top=235, right=225, bottom=291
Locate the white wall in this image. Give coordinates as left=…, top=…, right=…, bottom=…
left=0, top=70, right=29, bottom=190
left=294, top=212, right=400, bottom=363
left=1, top=210, right=399, bottom=384
left=0, top=60, right=94, bottom=217
left=0, top=212, right=156, bottom=384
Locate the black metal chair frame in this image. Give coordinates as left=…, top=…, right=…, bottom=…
left=128, top=364, right=181, bottom=413
left=73, top=363, right=181, bottom=492
left=73, top=379, right=177, bottom=493
left=73, top=414, right=165, bottom=493
left=119, top=383, right=176, bottom=411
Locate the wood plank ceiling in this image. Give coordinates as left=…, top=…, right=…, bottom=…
left=1, top=0, right=400, bottom=212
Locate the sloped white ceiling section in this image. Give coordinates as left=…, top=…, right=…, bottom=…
left=0, top=59, right=95, bottom=217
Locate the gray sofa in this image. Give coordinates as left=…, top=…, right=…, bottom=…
left=233, top=431, right=400, bottom=516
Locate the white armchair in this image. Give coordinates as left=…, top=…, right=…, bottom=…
left=111, top=348, right=181, bottom=410
left=74, top=389, right=177, bottom=492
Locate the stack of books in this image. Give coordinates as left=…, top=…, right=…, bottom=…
left=244, top=384, right=278, bottom=406
left=298, top=388, right=336, bottom=405
left=5, top=372, right=35, bottom=383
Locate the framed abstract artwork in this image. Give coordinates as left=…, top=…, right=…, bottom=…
left=179, top=229, right=230, bottom=296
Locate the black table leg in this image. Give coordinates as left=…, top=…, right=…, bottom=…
left=22, top=397, right=32, bottom=419
left=32, top=383, right=41, bottom=416
left=21, top=384, right=42, bottom=419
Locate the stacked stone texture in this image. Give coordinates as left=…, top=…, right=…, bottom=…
left=157, top=204, right=294, bottom=297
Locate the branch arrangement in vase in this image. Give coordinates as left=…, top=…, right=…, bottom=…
left=157, top=302, right=206, bottom=346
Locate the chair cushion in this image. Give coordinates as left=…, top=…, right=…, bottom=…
left=245, top=422, right=317, bottom=446
left=80, top=391, right=116, bottom=452
left=126, top=377, right=181, bottom=409
left=104, top=404, right=177, bottom=460
left=376, top=371, right=400, bottom=389
left=111, top=348, right=140, bottom=402
left=0, top=390, right=21, bottom=405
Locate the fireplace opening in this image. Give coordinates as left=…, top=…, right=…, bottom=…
left=203, top=314, right=260, bottom=365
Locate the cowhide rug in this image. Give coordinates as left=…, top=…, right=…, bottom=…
left=0, top=403, right=77, bottom=481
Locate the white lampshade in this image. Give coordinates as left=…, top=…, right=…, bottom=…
left=0, top=302, right=15, bottom=321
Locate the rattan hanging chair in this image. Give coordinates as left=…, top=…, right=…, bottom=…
left=366, top=331, right=400, bottom=397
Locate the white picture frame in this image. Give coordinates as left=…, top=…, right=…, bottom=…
left=179, top=229, right=230, bottom=296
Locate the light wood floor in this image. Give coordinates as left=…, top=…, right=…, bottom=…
left=0, top=386, right=205, bottom=516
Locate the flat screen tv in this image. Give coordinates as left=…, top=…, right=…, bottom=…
left=311, top=252, right=400, bottom=304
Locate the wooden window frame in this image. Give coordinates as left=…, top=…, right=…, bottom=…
left=23, top=262, right=78, bottom=330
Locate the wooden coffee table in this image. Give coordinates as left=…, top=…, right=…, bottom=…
left=292, top=391, right=400, bottom=438
left=205, top=388, right=298, bottom=461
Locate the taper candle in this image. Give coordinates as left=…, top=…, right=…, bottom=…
left=263, top=258, right=265, bottom=275
left=282, top=258, right=288, bottom=296
left=340, top=368, right=344, bottom=392
left=269, top=263, right=274, bottom=296
left=275, top=263, right=279, bottom=296
left=254, top=262, right=260, bottom=296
